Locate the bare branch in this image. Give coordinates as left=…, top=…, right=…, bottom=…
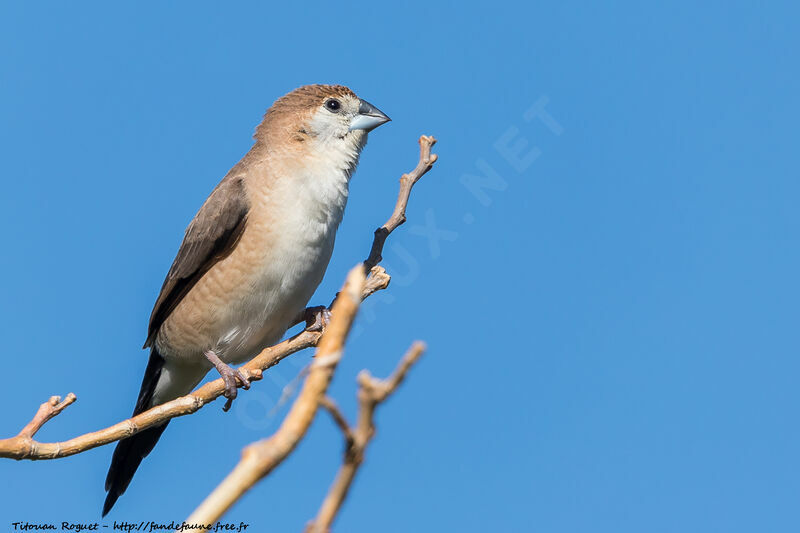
left=306, top=342, right=426, bottom=533
left=358, top=341, right=426, bottom=402
left=185, top=266, right=367, bottom=526
left=0, top=349, right=272, bottom=460
left=361, top=265, right=391, bottom=299
left=364, top=135, right=438, bottom=271
left=0, top=279, right=392, bottom=461
left=15, top=394, right=77, bottom=441
left=319, top=396, right=354, bottom=445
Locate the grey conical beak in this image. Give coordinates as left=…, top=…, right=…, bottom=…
left=349, top=99, right=391, bottom=132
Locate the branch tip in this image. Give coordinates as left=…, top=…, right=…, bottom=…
left=363, top=135, right=439, bottom=271
left=17, top=392, right=78, bottom=440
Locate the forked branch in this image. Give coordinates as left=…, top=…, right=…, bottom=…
left=185, top=266, right=367, bottom=526
left=306, top=342, right=426, bottom=533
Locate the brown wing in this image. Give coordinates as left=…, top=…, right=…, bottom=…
left=143, top=174, right=249, bottom=348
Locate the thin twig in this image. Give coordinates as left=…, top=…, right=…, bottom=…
left=319, top=396, right=354, bottom=445
left=185, top=266, right=367, bottom=527
left=306, top=342, right=426, bottom=533
left=364, top=135, right=438, bottom=271
left=17, top=394, right=77, bottom=440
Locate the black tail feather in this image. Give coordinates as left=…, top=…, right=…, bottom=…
left=102, top=348, right=169, bottom=516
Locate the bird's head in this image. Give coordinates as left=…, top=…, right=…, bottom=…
left=256, top=84, right=391, bottom=149
left=306, top=85, right=390, bottom=140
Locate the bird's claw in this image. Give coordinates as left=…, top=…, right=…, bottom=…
left=204, top=350, right=251, bottom=412
left=220, top=367, right=250, bottom=412
left=304, top=306, right=332, bottom=332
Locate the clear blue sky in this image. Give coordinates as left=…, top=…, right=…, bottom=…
left=1, top=1, right=798, bottom=531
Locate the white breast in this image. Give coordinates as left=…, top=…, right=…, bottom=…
left=215, top=145, right=359, bottom=364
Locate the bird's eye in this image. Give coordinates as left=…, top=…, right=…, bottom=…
left=325, top=99, right=341, bottom=112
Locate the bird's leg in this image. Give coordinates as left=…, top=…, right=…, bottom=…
left=303, top=305, right=332, bottom=332
left=203, top=350, right=250, bottom=412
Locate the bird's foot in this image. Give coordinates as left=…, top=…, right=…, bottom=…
left=204, top=350, right=251, bottom=412
left=304, top=306, right=332, bottom=332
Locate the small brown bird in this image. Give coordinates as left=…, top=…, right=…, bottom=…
left=103, top=84, right=390, bottom=515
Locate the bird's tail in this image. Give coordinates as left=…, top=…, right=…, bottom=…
left=102, top=347, right=169, bottom=516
